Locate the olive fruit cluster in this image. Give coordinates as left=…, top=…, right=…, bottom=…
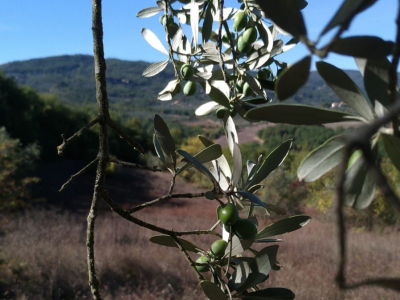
left=195, top=239, right=228, bottom=273
left=218, top=203, right=258, bottom=240
left=233, top=10, right=258, bottom=55
left=180, top=64, right=197, bottom=97
left=236, top=80, right=253, bottom=97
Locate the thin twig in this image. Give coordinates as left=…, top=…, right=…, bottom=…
left=127, top=192, right=205, bottom=214
left=110, top=157, right=161, bottom=172
left=57, top=117, right=99, bottom=156
left=217, top=0, right=229, bottom=85
left=102, top=191, right=221, bottom=237
left=59, top=157, right=99, bottom=192
left=107, top=117, right=144, bottom=154
left=171, top=235, right=205, bottom=280
left=168, top=173, right=177, bottom=194
left=164, top=0, right=180, bottom=79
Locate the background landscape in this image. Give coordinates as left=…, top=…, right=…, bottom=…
left=0, top=55, right=399, bottom=299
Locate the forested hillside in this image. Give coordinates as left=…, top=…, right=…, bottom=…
left=0, top=55, right=364, bottom=120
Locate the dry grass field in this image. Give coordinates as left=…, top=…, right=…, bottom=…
left=0, top=168, right=399, bottom=300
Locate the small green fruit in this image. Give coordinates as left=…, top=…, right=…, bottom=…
left=242, top=27, right=257, bottom=44
left=233, top=10, right=247, bottom=32
left=215, top=107, right=228, bottom=119
left=230, top=105, right=237, bottom=117
left=183, top=81, right=197, bottom=96
left=160, top=15, right=174, bottom=27
left=243, top=82, right=252, bottom=97
left=237, top=36, right=252, bottom=54
left=257, top=69, right=271, bottom=81
left=195, top=255, right=210, bottom=272
left=180, top=64, right=194, bottom=79
left=218, top=203, right=239, bottom=226
left=233, top=218, right=258, bottom=240
left=211, top=240, right=228, bottom=259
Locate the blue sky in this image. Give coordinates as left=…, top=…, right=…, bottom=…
left=0, top=0, right=397, bottom=70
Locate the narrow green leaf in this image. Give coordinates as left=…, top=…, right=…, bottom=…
left=190, top=0, right=199, bottom=48
left=331, top=36, right=394, bottom=59
left=356, top=57, right=392, bottom=107
left=141, top=28, right=169, bottom=55
left=317, top=61, right=374, bottom=121
left=275, top=56, right=311, bottom=101
left=245, top=103, right=358, bottom=125
left=236, top=246, right=279, bottom=293
left=226, top=234, right=254, bottom=257
left=246, top=139, right=292, bottom=188
left=236, top=288, right=295, bottom=299
left=177, top=149, right=218, bottom=185
left=297, top=136, right=345, bottom=182
left=153, top=134, right=166, bottom=165
left=232, top=143, right=243, bottom=188
left=142, top=59, right=169, bottom=77
left=137, top=6, right=163, bottom=18
left=202, top=2, right=214, bottom=43
left=238, top=191, right=268, bottom=211
left=383, top=134, right=400, bottom=172
left=344, top=155, right=376, bottom=209
left=320, top=0, right=377, bottom=36
left=149, top=235, right=202, bottom=252
left=199, top=82, right=230, bottom=107
left=180, top=144, right=223, bottom=173
left=200, top=281, right=228, bottom=300
left=256, top=0, right=307, bottom=38
left=154, top=114, right=176, bottom=170
left=256, top=215, right=311, bottom=239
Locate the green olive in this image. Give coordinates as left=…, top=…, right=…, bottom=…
left=242, top=82, right=252, bottom=97
left=236, top=80, right=245, bottom=93
left=218, top=203, right=239, bottom=226
left=211, top=239, right=228, bottom=259
left=195, top=255, right=210, bottom=272
left=232, top=218, right=258, bottom=240
left=183, top=81, right=197, bottom=96
left=233, top=10, right=247, bottom=32
left=257, top=69, right=271, bottom=81
left=348, top=150, right=363, bottom=168
left=180, top=64, right=194, bottom=79
left=237, top=36, right=252, bottom=54
left=242, top=27, right=257, bottom=44
left=215, top=107, right=228, bottom=119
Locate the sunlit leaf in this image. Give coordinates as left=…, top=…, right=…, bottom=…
left=317, top=61, right=374, bottom=121
left=226, top=234, right=254, bottom=257
left=137, top=6, right=163, bottom=18
left=190, top=0, right=199, bottom=48
left=383, top=134, right=400, bottom=172
left=180, top=144, right=223, bottom=173
left=330, top=36, right=394, bottom=59
left=232, top=143, right=243, bottom=188
left=246, top=139, right=292, bottom=188
left=195, top=101, right=221, bottom=116
left=142, top=59, right=169, bottom=77
left=297, top=136, right=346, bottom=182
left=256, top=20, right=273, bottom=52
left=153, top=134, right=166, bottom=165
left=141, top=28, right=169, bottom=55
left=256, top=0, right=307, bottom=39
left=149, top=235, right=202, bottom=252
left=200, top=281, right=228, bottom=300
left=246, top=103, right=359, bottom=125
left=256, top=215, right=311, bottom=239
left=275, top=56, right=311, bottom=101
left=224, top=115, right=239, bottom=157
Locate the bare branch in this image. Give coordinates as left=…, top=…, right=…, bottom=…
left=171, top=235, right=205, bottom=281
left=127, top=192, right=205, bottom=214
left=59, top=157, right=99, bottom=192
left=102, top=191, right=221, bottom=237
left=217, top=0, right=229, bottom=84
left=57, top=117, right=99, bottom=156
left=110, top=157, right=161, bottom=172
left=107, top=117, right=144, bottom=154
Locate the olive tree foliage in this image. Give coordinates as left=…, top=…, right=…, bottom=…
left=57, top=0, right=400, bottom=299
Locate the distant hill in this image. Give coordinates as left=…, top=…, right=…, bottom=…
left=0, top=55, right=366, bottom=119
